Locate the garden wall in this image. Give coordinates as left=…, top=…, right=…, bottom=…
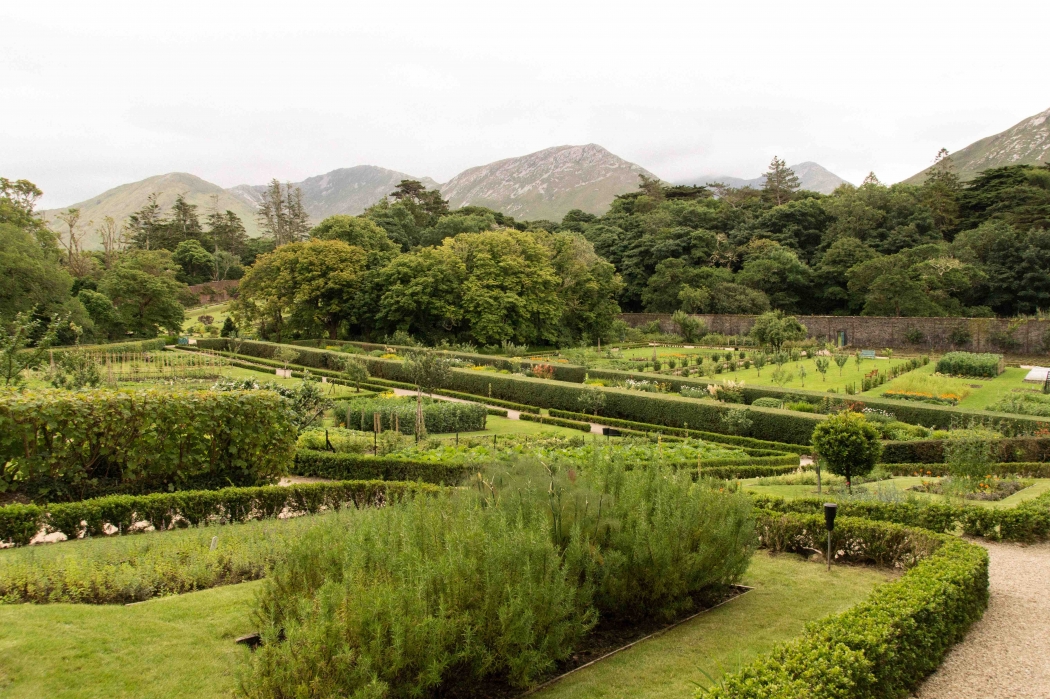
left=621, top=313, right=1050, bottom=354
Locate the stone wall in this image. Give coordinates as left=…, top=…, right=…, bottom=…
left=187, top=279, right=239, bottom=305
left=620, top=313, right=1050, bottom=355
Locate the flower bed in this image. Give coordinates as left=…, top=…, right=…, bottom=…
left=883, top=389, right=960, bottom=406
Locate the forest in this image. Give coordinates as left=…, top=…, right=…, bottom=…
left=2, top=152, right=1049, bottom=348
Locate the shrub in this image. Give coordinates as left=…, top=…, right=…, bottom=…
left=292, top=449, right=473, bottom=484
left=243, top=462, right=755, bottom=697
left=703, top=515, right=988, bottom=699
left=749, top=311, right=807, bottom=352
left=811, top=411, right=882, bottom=488
left=0, top=389, right=296, bottom=502
left=337, top=397, right=487, bottom=434
left=751, top=397, right=784, bottom=409
left=936, top=352, right=1004, bottom=378
left=519, top=413, right=592, bottom=431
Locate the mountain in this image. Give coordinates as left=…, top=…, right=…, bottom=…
left=229, top=165, right=440, bottom=220
left=41, top=172, right=262, bottom=249
left=905, top=107, right=1050, bottom=184
left=439, top=144, right=658, bottom=221
left=674, top=161, right=848, bottom=194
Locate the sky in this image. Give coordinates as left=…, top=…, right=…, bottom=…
left=4, top=0, right=1049, bottom=208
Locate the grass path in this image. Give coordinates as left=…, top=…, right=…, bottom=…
left=0, top=553, right=886, bottom=699
left=531, top=552, right=890, bottom=699
left=0, top=581, right=261, bottom=699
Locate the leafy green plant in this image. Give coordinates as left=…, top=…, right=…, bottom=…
left=811, top=411, right=882, bottom=492
left=834, top=353, right=849, bottom=376
left=936, top=352, right=1004, bottom=378
left=721, top=408, right=753, bottom=436
left=577, top=386, right=607, bottom=416
left=815, top=356, right=829, bottom=382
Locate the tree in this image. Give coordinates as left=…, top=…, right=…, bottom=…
left=340, top=355, right=369, bottom=392
left=220, top=316, right=237, bottom=337
left=99, top=250, right=186, bottom=337
left=0, top=222, right=75, bottom=321
left=273, top=346, right=300, bottom=370
left=212, top=250, right=243, bottom=281
left=77, top=289, right=123, bottom=340
left=206, top=210, right=249, bottom=257
left=671, top=310, right=704, bottom=342
left=403, top=351, right=453, bottom=438
left=0, top=310, right=61, bottom=387
left=310, top=215, right=397, bottom=253
left=127, top=193, right=165, bottom=251
left=54, top=207, right=93, bottom=277
left=173, top=239, right=214, bottom=284
left=163, top=194, right=205, bottom=249
left=762, top=156, right=800, bottom=206
left=815, top=356, right=830, bottom=382
left=922, top=148, right=962, bottom=236
left=748, top=310, right=807, bottom=353
left=811, top=411, right=882, bottom=492
left=96, top=216, right=129, bottom=269
left=233, top=240, right=369, bottom=340
left=258, top=179, right=310, bottom=246
left=374, top=246, right=466, bottom=342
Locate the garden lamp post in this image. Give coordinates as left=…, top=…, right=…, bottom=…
left=824, top=503, right=837, bottom=572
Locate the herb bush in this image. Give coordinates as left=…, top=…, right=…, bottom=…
left=989, top=392, right=1050, bottom=418
left=702, top=512, right=988, bottom=699
left=242, top=461, right=755, bottom=698
left=0, top=389, right=296, bottom=502
left=935, top=352, right=1004, bottom=378
left=336, top=396, right=487, bottom=434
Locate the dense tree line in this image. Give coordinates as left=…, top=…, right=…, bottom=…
left=575, top=154, right=1050, bottom=317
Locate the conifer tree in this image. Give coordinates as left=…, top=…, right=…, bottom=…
left=762, top=156, right=800, bottom=205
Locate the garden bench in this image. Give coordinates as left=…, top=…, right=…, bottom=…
left=860, top=350, right=876, bottom=359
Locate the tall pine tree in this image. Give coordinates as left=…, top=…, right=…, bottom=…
left=762, top=156, right=800, bottom=205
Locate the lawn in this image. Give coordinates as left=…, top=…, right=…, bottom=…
left=182, top=302, right=231, bottom=334
left=0, top=581, right=259, bottom=699
left=0, top=553, right=888, bottom=699
left=870, top=363, right=1032, bottom=412
left=531, top=552, right=890, bottom=699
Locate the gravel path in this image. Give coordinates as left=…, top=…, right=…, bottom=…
left=914, top=540, right=1050, bottom=698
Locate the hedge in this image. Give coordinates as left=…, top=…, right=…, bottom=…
left=48, top=338, right=169, bottom=355
left=337, top=398, right=487, bottom=434
left=588, top=366, right=1050, bottom=434
left=881, top=436, right=1050, bottom=464
left=936, top=351, right=1004, bottom=378
left=548, top=409, right=812, bottom=454
left=519, top=413, right=593, bottom=431
left=291, top=449, right=475, bottom=485
left=0, top=389, right=296, bottom=502
left=702, top=513, right=988, bottom=699
left=0, top=480, right=442, bottom=546
left=884, top=461, right=1050, bottom=478
left=754, top=492, right=1050, bottom=543
left=699, top=463, right=801, bottom=480
left=291, top=338, right=588, bottom=382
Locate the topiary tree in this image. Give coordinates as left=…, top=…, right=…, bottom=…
left=577, top=387, right=606, bottom=416
left=340, top=355, right=369, bottom=393
left=811, top=411, right=882, bottom=493
left=748, top=311, right=807, bottom=353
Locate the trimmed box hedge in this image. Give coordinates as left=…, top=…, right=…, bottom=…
left=338, top=398, right=487, bottom=435
left=0, top=389, right=296, bottom=502
left=703, top=512, right=989, bottom=699
left=519, top=413, right=593, bottom=431
left=0, top=479, right=442, bottom=546
left=755, top=492, right=1050, bottom=543
left=292, top=449, right=474, bottom=485
left=884, top=462, right=1050, bottom=478
left=291, top=338, right=588, bottom=382
left=881, top=436, right=1050, bottom=464
left=548, top=409, right=812, bottom=455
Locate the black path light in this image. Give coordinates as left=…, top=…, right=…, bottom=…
left=824, top=503, right=838, bottom=572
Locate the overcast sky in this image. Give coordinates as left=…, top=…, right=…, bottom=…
left=5, top=0, right=1049, bottom=208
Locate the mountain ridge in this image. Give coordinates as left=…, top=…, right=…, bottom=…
left=673, top=161, right=848, bottom=194
left=905, top=107, right=1050, bottom=184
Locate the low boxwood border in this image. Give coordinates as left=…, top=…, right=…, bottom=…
left=0, top=479, right=441, bottom=546
left=700, top=511, right=989, bottom=699
left=519, top=413, right=593, bottom=431
left=754, top=492, right=1050, bottom=543
left=291, top=449, right=474, bottom=485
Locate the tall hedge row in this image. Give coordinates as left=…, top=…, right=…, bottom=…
left=291, top=338, right=588, bottom=382
left=702, top=513, right=989, bottom=699
left=292, top=450, right=474, bottom=484
left=0, top=389, right=296, bottom=502
left=337, top=398, right=487, bottom=434
left=881, top=436, right=1050, bottom=464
